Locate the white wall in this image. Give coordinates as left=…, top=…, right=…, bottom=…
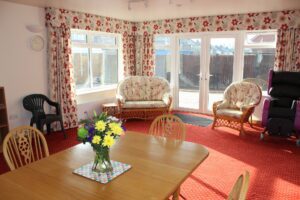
left=0, top=1, right=117, bottom=129
left=76, top=89, right=117, bottom=121
left=0, top=1, right=47, bottom=128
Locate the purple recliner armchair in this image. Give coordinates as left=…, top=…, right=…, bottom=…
left=261, top=70, right=300, bottom=146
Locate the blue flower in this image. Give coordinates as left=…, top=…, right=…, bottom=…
left=87, top=133, right=94, bottom=142
left=88, top=126, right=95, bottom=134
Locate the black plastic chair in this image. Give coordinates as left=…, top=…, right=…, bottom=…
left=23, top=94, right=67, bottom=138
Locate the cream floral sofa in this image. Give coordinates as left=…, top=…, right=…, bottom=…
left=116, top=76, right=172, bottom=119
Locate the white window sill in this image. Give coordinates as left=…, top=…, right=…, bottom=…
left=76, top=85, right=117, bottom=96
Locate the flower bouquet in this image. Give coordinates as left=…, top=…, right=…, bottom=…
left=77, top=112, right=125, bottom=173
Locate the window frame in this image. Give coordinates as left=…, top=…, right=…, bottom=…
left=71, top=29, right=123, bottom=94
left=241, top=30, right=277, bottom=94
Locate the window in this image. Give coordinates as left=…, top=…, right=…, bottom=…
left=243, top=31, right=277, bottom=90
left=71, top=30, right=121, bottom=92
left=154, top=36, right=171, bottom=82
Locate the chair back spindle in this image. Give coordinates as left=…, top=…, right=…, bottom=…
left=149, top=114, right=186, bottom=141
left=2, top=126, right=49, bottom=171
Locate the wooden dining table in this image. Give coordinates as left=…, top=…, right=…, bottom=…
left=0, top=131, right=209, bottom=200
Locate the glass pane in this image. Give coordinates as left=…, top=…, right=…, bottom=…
left=243, top=48, right=275, bottom=90
left=208, top=38, right=235, bottom=111
left=93, top=35, right=116, bottom=45
left=155, top=36, right=171, bottom=46
left=178, top=38, right=201, bottom=110
left=155, top=49, right=171, bottom=82
left=91, top=48, right=118, bottom=87
left=245, top=32, right=276, bottom=45
left=71, top=32, right=87, bottom=43
left=72, top=47, right=90, bottom=90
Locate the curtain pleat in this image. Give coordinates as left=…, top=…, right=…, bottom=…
left=274, top=28, right=300, bottom=72
left=136, top=35, right=155, bottom=76
left=122, top=34, right=137, bottom=76
left=47, top=27, right=78, bottom=129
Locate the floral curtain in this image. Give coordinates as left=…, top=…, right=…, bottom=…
left=45, top=7, right=137, bottom=76
left=136, top=10, right=300, bottom=75
left=47, top=26, right=78, bottom=129
left=136, top=10, right=300, bottom=35
left=122, top=34, right=137, bottom=76
left=46, top=7, right=300, bottom=77
left=135, top=34, right=155, bottom=76
left=274, top=28, right=300, bottom=72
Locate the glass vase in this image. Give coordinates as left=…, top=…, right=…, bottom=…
left=92, top=148, right=113, bottom=173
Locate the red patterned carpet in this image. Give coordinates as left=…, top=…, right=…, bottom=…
left=1, top=114, right=300, bottom=199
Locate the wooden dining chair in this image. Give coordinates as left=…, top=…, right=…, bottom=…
left=2, top=126, right=49, bottom=171
left=227, top=171, right=250, bottom=200
left=149, top=114, right=186, bottom=200
left=149, top=114, right=186, bottom=141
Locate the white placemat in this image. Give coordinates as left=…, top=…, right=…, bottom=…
left=73, top=160, right=131, bottom=184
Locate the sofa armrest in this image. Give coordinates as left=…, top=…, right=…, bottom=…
left=162, top=93, right=172, bottom=107
left=213, top=101, right=223, bottom=115
left=216, top=101, right=229, bottom=110
left=116, top=94, right=125, bottom=108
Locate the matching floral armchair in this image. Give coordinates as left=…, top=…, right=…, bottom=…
left=116, top=76, right=172, bottom=119
left=212, top=81, right=262, bottom=135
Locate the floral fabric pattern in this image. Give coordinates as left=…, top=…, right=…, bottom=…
left=45, top=7, right=137, bottom=76
left=45, top=7, right=300, bottom=77
left=274, top=28, right=300, bottom=72
left=219, top=82, right=262, bottom=110
left=47, top=27, right=78, bottom=129
left=117, top=76, right=170, bottom=101
left=136, top=10, right=300, bottom=35
left=122, top=34, right=137, bottom=76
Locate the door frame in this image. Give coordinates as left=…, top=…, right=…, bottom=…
left=154, top=30, right=275, bottom=114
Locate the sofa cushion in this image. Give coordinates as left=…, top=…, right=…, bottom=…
left=123, top=101, right=167, bottom=109
left=216, top=109, right=243, bottom=118
left=119, top=76, right=147, bottom=101
left=117, top=76, right=170, bottom=101
left=148, top=78, right=170, bottom=100
left=223, top=82, right=261, bottom=109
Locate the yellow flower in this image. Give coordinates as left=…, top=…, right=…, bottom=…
left=103, top=135, right=115, bottom=147
left=109, top=122, right=123, bottom=135
left=92, top=135, right=101, bottom=144
left=95, top=120, right=106, bottom=132
left=106, top=131, right=113, bottom=136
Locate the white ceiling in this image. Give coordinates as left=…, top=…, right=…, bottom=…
left=2, top=0, right=300, bottom=21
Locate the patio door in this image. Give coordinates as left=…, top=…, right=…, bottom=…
left=175, top=35, right=238, bottom=113
left=205, top=37, right=237, bottom=113
left=176, top=37, right=203, bottom=111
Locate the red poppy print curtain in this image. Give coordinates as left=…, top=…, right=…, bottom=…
left=122, top=34, right=137, bottom=76
left=136, top=10, right=300, bottom=75
left=274, top=28, right=300, bottom=72
left=135, top=34, right=155, bottom=76
left=45, top=7, right=137, bottom=77
left=47, top=27, right=78, bottom=129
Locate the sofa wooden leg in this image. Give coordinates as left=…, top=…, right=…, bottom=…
left=212, top=118, right=217, bottom=129
left=239, top=123, right=245, bottom=136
